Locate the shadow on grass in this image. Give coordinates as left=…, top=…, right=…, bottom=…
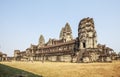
left=0, top=63, right=43, bottom=77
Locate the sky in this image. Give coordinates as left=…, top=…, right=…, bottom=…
left=0, top=0, right=120, bottom=56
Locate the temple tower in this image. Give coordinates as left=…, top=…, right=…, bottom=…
left=59, top=23, right=73, bottom=42
left=14, top=50, right=21, bottom=61
left=59, top=27, right=64, bottom=39
left=38, top=35, right=45, bottom=48
left=78, top=17, right=97, bottom=49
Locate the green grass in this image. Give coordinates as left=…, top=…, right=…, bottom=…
left=0, top=63, right=42, bottom=77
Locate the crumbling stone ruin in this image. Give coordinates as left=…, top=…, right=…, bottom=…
left=0, top=52, right=7, bottom=61
left=14, top=17, right=116, bottom=63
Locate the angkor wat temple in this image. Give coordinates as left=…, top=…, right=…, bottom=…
left=14, top=17, right=116, bottom=63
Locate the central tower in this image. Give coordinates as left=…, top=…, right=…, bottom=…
left=78, top=17, right=97, bottom=49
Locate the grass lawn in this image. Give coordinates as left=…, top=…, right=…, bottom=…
left=0, top=61, right=120, bottom=77
left=0, top=63, right=42, bottom=77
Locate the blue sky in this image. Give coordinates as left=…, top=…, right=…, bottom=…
left=0, top=0, right=120, bottom=56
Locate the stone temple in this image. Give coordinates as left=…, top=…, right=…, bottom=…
left=14, top=17, right=115, bottom=63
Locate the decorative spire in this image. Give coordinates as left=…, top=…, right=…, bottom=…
left=65, top=22, right=72, bottom=32
left=59, top=27, right=64, bottom=39
left=38, top=35, right=45, bottom=45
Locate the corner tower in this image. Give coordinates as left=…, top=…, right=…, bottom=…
left=78, top=17, right=97, bottom=49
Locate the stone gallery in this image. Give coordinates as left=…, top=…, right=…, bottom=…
left=14, top=17, right=115, bottom=63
